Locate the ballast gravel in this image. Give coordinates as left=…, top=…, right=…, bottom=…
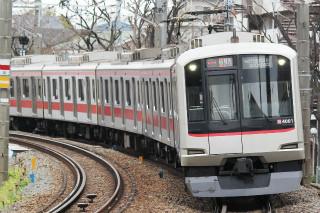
left=5, top=138, right=320, bottom=212
left=3, top=150, right=63, bottom=213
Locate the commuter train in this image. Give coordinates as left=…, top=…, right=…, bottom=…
left=9, top=32, right=304, bottom=197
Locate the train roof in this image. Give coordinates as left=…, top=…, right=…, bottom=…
left=177, top=42, right=297, bottom=66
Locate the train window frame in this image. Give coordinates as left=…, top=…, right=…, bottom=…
left=52, top=78, right=58, bottom=100
left=137, top=80, right=140, bottom=107
left=43, top=78, right=46, bottom=100
left=105, top=79, right=109, bottom=104
left=160, top=81, right=165, bottom=113
left=37, top=79, right=41, bottom=99
left=22, top=78, right=29, bottom=98
left=115, top=79, right=120, bottom=105
left=125, top=79, right=131, bottom=106
left=146, top=80, right=150, bottom=110
left=168, top=82, right=172, bottom=116
left=96, top=80, right=100, bottom=103
left=65, top=78, right=71, bottom=101
left=153, top=81, right=157, bottom=112
left=92, top=79, right=96, bottom=102
left=78, top=79, right=84, bottom=101
left=10, top=79, right=14, bottom=98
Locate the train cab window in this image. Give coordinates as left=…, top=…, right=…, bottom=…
left=65, top=79, right=71, bottom=100
left=78, top=79, right=84, bottom=101
left=241, top=55, right=293, bottom=118
left=52, top=79, right=58, bottom=100
left=125, top=80, right=131, bottom=106
left=92, top=79, right=95, bottom=102
left=185, top=60, right=204, bottom=121
left=146, top=81, right=150, bottom=110
left=160, top=82, right=165, bottom=113
left=37, top=79, right=41, bottom=99
left=22, top=79, right=29, bottom=98
left=105, top=79, right=109, bottom=103
left=115, top=80, right=120, bottom=104
left=208, top=75, right=237, bottom=120
left=153, top=81, right=157, bottom=111
left=10, top=79, right=14, bottom=98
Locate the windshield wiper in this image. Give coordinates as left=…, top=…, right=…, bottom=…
left=249, top=93, right=272, bottom=123
left=210, top=91, right=227, bottom=125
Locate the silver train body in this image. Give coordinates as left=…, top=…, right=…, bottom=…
left=9, top=32, right=304, bottom=197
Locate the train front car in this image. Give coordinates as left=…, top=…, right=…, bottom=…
left=176, top=38, right=304, bottom=197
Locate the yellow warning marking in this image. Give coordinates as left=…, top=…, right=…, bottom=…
left=32, top=158, right=36, bottom=169
left=139, top=156, right=143, bottom=163
left=0, top=77, right=9, bottom=81
left=0, top=83, right=9, bottom=88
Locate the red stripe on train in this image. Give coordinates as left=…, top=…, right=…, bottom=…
left=188, top=128, right=295, bottom=137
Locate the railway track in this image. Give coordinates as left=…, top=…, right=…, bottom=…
left=213, top=196, right=272, bottom=213
left=9, top=133, right=124, bottom=212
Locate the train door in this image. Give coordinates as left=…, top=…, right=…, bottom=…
left=16, top=77, right=21, bottom=113
left=31, top=77, right=36, bottom=114
left=59, top=77, right=64, bottom=116
left=86, top=77, right=91, bottom=120
left=72, top=77, right=77, bottom=118
left=205, top=71, right=242, bottom=154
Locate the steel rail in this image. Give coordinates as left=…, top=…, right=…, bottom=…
left=9, top=135, right=86, bottom=213
left=10, top=133, right=122, bottom=213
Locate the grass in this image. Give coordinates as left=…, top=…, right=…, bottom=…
left=0, top=168, right=30, bottom=210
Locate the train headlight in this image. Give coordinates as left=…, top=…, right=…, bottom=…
left=281, top=143, right=298, bottom=149
left=188, top=64, right=197, bottom=72
left=278, top=59, right=286, bottom=66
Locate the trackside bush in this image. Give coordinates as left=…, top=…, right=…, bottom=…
left=0, top=168, right=30, bottom=210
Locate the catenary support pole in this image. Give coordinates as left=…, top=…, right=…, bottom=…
left=297, top=1, right=311, bottom=187
left=0, top=0, right=12, bottom=185
left=34, top=0, right=42, bottom=54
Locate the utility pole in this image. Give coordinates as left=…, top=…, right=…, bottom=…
left=154, top=0, right=167, bottom=48
left=34, top=0, right=42, bottom=54
left=0, top=0, right=12, bottom=184
left=224, top=0, right=234, bottom=32
left=297, top=1, right=311, bottom=187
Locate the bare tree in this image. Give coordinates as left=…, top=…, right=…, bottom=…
left=166, top=0, right=186, bottom=44
left=125, top=0, right=155, bottom=50
left=59, top=0, right=121, bottom=52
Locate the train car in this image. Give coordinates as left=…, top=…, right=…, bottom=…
left=178, top=33, right=304, bottom=197
left=9, top=31, right=304, bottom=198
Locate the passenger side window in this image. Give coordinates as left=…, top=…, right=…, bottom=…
left=65, top=79, right=71, bottom=100
left=105, top=79, right=109, bottom=104
left=10, top=79, right=14, bottom=98
left=92, top=79, right=95, bottom=101
left=126, top=80, right=131, bottom=106
left=22, top=79, right=29, bottom=98
left=78, top=79, right=84, bottom=101
left=37, top=79, right=41, bottom=99
left=52, top=79, right=58, bottom=100
left=43, top=79, right=46, bottom=99
left=115, top=80, right=120, bottom=105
